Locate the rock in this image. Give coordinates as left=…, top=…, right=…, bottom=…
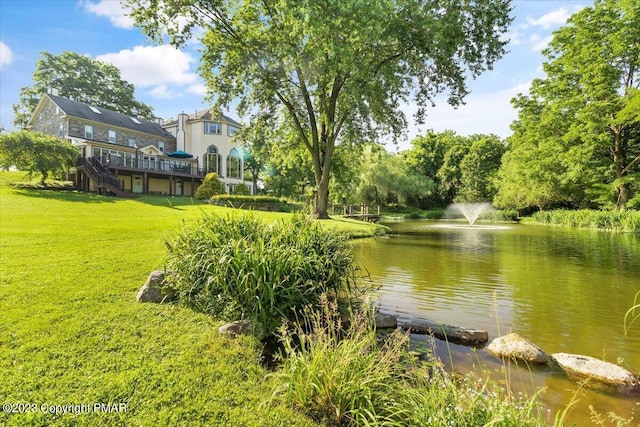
left=218, top=319, right=253, bottom=337
left=551, top=353, right=639, bottom=387
left=487, top=333, right=549, bottom=364
left=135, top=270, right=176, bottom=303
left=375, top=311, right=398, bottom=329
left=399, top=319, right=489, bottom=346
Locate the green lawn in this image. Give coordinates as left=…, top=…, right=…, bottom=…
left=0, top=172, right=383, bottom=426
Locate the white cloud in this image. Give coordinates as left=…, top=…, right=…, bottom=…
left=526, top=8, right=571, bottom=29
left=531, top=35, right=553, bottom=52
left=81, top=0, right=134, bottom=29
left=186, top=83, right=207, bottom=96
left=96, top=45, right=198, bottom=88
left=0, top=41, right=14, bottom=68
left=148, top=84, right=176, bottom=99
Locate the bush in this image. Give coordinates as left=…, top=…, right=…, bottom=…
left=209, top=195, right=291, bottom=212
left=232, top=183, right=251, bottom=195
left=164, top=214, right=361, bottom=336
left=195, top=172, right=225, bottom=199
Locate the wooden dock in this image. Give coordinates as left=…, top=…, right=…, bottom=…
left=332, top=204, right=381, bottom=223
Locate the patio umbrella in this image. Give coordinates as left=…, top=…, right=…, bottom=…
left=167, top=150, right=194, bottom=158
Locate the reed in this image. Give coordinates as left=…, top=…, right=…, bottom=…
left=164, top=214, right=364, bottom=336
left=532, top=209, right=640, bottom=232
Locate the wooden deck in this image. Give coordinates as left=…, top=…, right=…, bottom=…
left=332, top=204, right=381, bottom=223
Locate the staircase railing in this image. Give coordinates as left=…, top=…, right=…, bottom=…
left=77, top=157, right=127, bottom=196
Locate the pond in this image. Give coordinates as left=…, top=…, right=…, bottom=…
left=352, top=220, right=640, bottom=425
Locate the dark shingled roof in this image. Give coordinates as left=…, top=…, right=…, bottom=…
left=163, top=108, right=242, bottom=128
left=47, top=94, right=174, bottom=139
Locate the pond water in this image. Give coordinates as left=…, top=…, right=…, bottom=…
left=352, top=220, right=640, bottom=425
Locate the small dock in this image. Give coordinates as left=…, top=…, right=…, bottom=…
left=332, top=204, right=381, bottom=223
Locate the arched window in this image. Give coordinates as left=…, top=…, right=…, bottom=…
left=205, top=145, right=221, bottom=174
left=226, top=148, right=241, bottom=179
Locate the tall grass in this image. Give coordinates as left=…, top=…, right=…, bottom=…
left=532, top=209, right=640, bottom=232
left=165, top=214, right=366, bottom=336
left=268, top=297, right=549, bottom=426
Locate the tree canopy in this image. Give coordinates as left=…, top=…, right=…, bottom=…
left=0, top=131, right=78, bottom=184
left=496, top=0, right=640, bottom=210
left=129, top=0, right=512, bottom=218
left=13, top=51, right=154, bottom=129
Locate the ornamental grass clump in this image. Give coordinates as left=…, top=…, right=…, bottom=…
left=164, top=214, right=361, bottom=336
left=268, top=296, right=549, bottom=426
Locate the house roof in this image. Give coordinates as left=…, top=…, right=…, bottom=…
left=45, top=94, right=174, bottom=139
left=163, top=108, right=242, bottom=128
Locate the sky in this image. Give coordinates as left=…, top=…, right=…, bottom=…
left=0, top=0, right=590, bottom=151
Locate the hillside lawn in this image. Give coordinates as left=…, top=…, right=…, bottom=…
left=0, top=171, right=386, bottom=426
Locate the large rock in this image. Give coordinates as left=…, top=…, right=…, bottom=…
left=551, top=353, right=639, bottom=387
left=399, top=319, right=488, bottom=346
left=218, top=319, right=253, bottom=337
left=135, top=270, right=176, bottom=303
left=487, top=333, right=549, bottom=364
left=375, top=311, right=398, bottom=329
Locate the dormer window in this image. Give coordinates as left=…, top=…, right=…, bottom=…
left=89, top=106, right=102, bottom=114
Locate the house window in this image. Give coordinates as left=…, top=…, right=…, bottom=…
left=204, top=121, right=221, bottom=134
left=205, top=145, right=221, bottom=174
left=58, top=123, right=64, bottom=138
left=227, top=124, right=240, bottom=137
left=108, top=130, right=117, bottom=143
left=226, top=148, right=241, bottom=179
left=158, top=141, right=165, bottom=152
left=84, top=125, right=93, bottom=140
left=128, top=138, right=137, bottom=147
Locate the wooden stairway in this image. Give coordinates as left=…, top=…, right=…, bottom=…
left=77, top=157, right=136, bottom=198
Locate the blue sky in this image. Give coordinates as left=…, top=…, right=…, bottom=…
left=0, top=0, right=589, bottom=150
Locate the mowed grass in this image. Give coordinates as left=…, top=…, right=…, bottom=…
left=0, top=172, right=383, bottom=426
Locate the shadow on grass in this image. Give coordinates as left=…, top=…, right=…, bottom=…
left=11, top=187, right=207, bottom=210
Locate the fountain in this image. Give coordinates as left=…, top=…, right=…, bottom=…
left=448, top=202, right=493, bottom=226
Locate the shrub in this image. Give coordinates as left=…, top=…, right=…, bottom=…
left=164, top=214, right=361, bottom=336
left=232, top=182, right=251, bottom=195
left=195, top=172, right=225, bottom=199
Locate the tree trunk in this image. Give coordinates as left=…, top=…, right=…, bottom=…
left=613, top=129, right=629, bottom=209
left=312, top=172, right=331, bottom=219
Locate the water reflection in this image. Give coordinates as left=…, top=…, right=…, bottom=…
left=353, top=221, right=640, bottom=424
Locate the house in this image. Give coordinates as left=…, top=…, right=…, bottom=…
left=27, top=92, right=250, bottom=196
left=163, top=109, right=248, bottom=194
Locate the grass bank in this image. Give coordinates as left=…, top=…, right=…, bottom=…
left=529, top=209, right=640, bottom=232
left=0, top=171, right=386, bottom=426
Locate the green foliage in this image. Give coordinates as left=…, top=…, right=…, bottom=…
left=269, top=297, right=548, bottom=426
left=164, top=214, right=362, bottom=336
left=195, top=172, right=225, bottom=199
left=531, top=209, right=640, bottom=232
left=405, top=131, right=506, bottom=206
left=496, top=0, right=640, bottom=210
left=0, top=131, right=78, bottom=184
left=129, top=0, right=511, bottom=217
left=12, top=51, right=154, bottom=128
left=356, top=146, right=434, bottom=208
left=232, top=182, right=251, bottom=195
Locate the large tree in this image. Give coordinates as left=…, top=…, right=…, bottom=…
left=129, top=0, right=512, bottom=218
left=0, top=131, right=78, bottom=184
left=13, top=51, right=154, bottom=128
left=497, top=0, right=640, bottom=210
